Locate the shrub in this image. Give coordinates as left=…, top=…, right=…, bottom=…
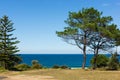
left=52, top=65, right=60, bottom=69
left=32, top=60, right=39, bottom=65
left=15, top=63, right=30, bottom=71
left=0, top=67, right=6, bottom=72
left=90, top=54, right=109, bottom=68
left=31, top=60, right=42, bottom=69
left=31, top=64, right=42, bottom=69
left=60, top=65, right=69, bottom=69
left=107, top=53, right=119, bottom=70
left=52, top=65, right=70, bottom=69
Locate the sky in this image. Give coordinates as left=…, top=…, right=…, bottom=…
left=0, top=0, right=120, bottom=54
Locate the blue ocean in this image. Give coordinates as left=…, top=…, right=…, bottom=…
left=19, top=54, right=116, bottom=68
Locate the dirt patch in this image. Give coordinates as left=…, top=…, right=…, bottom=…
left=3, top=75, right=57, bottom=80
left=0, top=76, right=7, bottom=80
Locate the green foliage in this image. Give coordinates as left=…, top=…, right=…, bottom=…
left=88, top=16, right=118, bottom=69
left=32, top=60, right=39, bottom=65
left=60, top=65, right=69, bottom=69
left=52, top=65, right=69, bottom=69
left=107, top=53, right=119, bottom=70
left=15, top=63, right=30, bottom=71
left=0, top=16, right=20, bottom=54
left=52, top=65, right=60, bottom=69
left=31, top=60, right=42, bottom=69
left=90, top=54, right=109, bottom=68
left=56, top=7, right=120, bottom=69
left=0, top=66, right=6, bottom=72
left=90, top=53, right=120, bottom=70
left=56, top=7, right=103, bottom=69
left=0, top=15, right=21, bottom=70
left=6, top=54, right=22, bottom=70
left=31, top=64, right=42, bottom=69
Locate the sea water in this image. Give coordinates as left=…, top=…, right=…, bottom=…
left=19, top=54, right=114, bottom=68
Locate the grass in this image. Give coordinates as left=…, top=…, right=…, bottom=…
left=0, top=69, right=120, bottom=80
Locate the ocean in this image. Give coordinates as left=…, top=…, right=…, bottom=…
left=19, top=54, right=115, bottom=68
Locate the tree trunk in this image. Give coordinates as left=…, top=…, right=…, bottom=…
left=93, top=54, right=97, bottom=70
left=93, top=48, right=99, bottom=70
left=82, top=50, right=86, bottom=69
left=82, top=33, right=87, bottom=69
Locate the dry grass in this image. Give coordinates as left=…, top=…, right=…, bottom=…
left=0, top=69, right=120, bottom=80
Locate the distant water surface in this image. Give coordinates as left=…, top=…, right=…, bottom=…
left=19, top=54, right=116, bottom=68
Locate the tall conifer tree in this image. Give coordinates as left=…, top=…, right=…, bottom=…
left=0, top=16, right=21, bottom=69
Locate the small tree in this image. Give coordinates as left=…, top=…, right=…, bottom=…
left=0, top=16, right=21, bottom=69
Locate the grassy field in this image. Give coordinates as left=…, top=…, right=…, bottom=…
left=0, top=69, right=120, bottom=80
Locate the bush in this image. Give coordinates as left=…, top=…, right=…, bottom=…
left=107, top=53, right=119, bottom=70
left=52, top=65, right=69, bottom=69
left=0, top=67, right=6, bottom=72
left=32, top=60, right=39, bottom=65
left=52, top=65, right=60, bottom=69
left=31, top=60, right=42, bottom=69
left=60, top=65, right=69, bottom=69
left=15, top=63, right=30, bottom=71
left=31, top=64, right=42, bottom=69
left=90, top=54, right=109, bottom=68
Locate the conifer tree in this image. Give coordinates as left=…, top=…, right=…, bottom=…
left=0, top=15, right=21, bottom=69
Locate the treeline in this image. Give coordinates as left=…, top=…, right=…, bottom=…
left=56, top=7, right=120, bottom=70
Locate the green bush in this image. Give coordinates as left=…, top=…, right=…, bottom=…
left=52, top=65, right=60, bottom=69
left=32, top=60, right=39, bottom=65
left=90, top=54, right=109, bottom=68
left=60, top=65, right=69, bottom=69
left=15, top=63, right=30, bottom=71
left=0, top=66, right=6, bottom=72
left=52, top=65, right=69, bottom=69
left=31, top=60, right=42, bottom=69
left=31, top=64, right=42, bottom=69
left=107, top=53, right=119, bottom=70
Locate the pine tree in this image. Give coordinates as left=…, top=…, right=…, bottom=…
left=0, top=15, right=21, bottom=70
left=56, top=8, right=103, bottom=69
left=56, top=7, right=120, bottom=69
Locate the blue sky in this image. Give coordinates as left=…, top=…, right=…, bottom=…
left=0, top=0, right=120, bottom=53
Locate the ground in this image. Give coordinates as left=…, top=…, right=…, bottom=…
left=0, top=69, right=120, bottom=80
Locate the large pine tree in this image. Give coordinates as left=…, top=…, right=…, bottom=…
left=56, top=7, right=120, bottom=69
left=0, top=16, right=21, bottom=69
left=56, top=8, right=102, bottom=69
